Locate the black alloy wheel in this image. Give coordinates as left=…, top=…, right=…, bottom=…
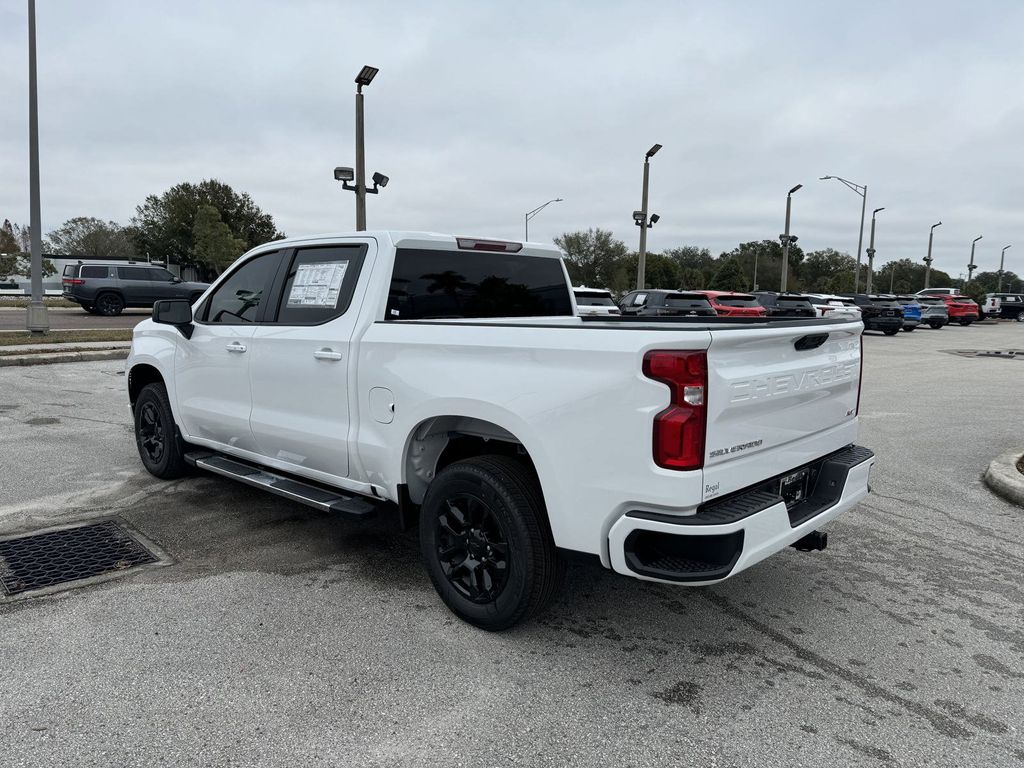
left=138, top=401, right=166, bottom=465
left=96, top=292, right=124, bottom=316
left=435, top=493, right=510, bottom=604
left=419, top=455, right=563, bottom=630
left=133, top=382, right=187, bottom=479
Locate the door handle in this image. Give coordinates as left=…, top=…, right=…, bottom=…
left=313, top=348, right=343, bottom=361
left=225, top=342, right=247, bottom=353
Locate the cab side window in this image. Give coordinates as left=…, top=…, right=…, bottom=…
left=203, top=252, right=281, bottom=324
left=273, top=246, right=365, bottom=325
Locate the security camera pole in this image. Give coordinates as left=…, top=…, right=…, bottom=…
left=635, top=143, right=662, bottom=290
left=923, top=221, right=941, bottom=289
left=779, top=184, right=802, bottom=292
left=998, top=245, right=1011, bottom=292
left=25, top=0, right=48, bottom=334
left=335, top=66, right=389, bottom=231
left=864, top=207, right=884, bottom=294
left=967, top=235, right=982, bottom=283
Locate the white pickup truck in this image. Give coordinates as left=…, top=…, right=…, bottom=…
left=126, top=231, right=874, bottom=630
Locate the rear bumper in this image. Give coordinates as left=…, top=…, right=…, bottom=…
left=607, top=445, right=874, bottom=584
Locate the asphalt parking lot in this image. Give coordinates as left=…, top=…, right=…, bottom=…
left=0, top=307, right=149, bottom=331
left=1, top=322, right=1022, bottom=767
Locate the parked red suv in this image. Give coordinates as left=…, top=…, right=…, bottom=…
left=693, top=290, right=768, bottom=317
left=940, top=295, right=979, bottom=326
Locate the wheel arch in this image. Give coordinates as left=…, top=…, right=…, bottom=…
left=402, top=415, right=541, bottom=507
left=128, top=363, right=165, bottom=409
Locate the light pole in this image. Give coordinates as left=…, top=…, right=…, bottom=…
left=923, top=221, right=941, bottom=289
left=820, top=175, right=868, bottom=292
left=864, top=207, right=884, bottom=294
left=779, top=184, right=802, bottom=292
left=524, top=198, right=563, bottom=241
left=635, top=143, right=662, bottom=290
left=25, top=0, right=48, bottom=333
left=967, top=235, right=982, bottom=283
left=998, top=245, right=1011, bottom=292
left=334, top=66, right=389, bottom=231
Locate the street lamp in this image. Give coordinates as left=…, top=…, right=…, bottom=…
left=524, top=198, right=563, bottom=241
left=998, top=245, right=1012, bottom=292
left=864, top=207, right=884, bottom=294
left=635, top=143, right=662, bottom=290
left=25, top=0, right=48, bottom=333
left=923, top=221, right=942, bottom=289
left=335, top=65, right=388, bottom=231
left=967, top=235, right=982, bottom=283
left=779, top=184, right=802, bottom=292
left=820, top=175, right=868, bottom=292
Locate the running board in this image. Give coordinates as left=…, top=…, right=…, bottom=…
left=184, top=451, right=379, bottom=519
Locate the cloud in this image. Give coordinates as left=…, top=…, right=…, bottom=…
left=1, top=0, right=1021, bottom=275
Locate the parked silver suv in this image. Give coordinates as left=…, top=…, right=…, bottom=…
left=62, top=262, right=209, bottom=316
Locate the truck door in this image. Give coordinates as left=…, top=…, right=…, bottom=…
left=248, top=241, right=373, bottom=481
left=174, top=250, right=285, bottom=452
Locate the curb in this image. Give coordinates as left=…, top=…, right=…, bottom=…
left=0, top=349, right=129, bottom=368
left=983, top=449, right=1024, bottom=508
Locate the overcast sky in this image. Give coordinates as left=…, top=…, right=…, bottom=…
left=2, top=0, right=1022, bottom=276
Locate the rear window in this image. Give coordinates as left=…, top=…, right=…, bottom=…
left=574, top=291, right=616, bottom=307
left=80, top=266, right=108, bottom=278
left=388, top=249, right=572, bottom=320
left=714, top=294, right=759, bottom=308
left=62, top=264, right=75, bottom=276
left=776, top=296, right=812, bottom=307
left=663, top=293, right=712, bottom=309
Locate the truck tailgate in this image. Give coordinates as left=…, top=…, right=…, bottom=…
left=701, top=321, right=861, bottom=496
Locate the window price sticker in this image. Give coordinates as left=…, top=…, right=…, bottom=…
left=287, top=261, right=348, bottom=307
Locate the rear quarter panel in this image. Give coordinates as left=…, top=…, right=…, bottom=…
left=356, top=320, right=714, bottom=555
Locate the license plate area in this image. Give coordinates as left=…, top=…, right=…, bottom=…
left=780, top=468, right=810, bottom=509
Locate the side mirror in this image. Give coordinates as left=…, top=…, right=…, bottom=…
left=171, top=276, right=182, bottom=283
left=152, top=299, right=194, bottom=338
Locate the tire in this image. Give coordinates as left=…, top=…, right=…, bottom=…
left=134, top=383, right=188, bottom=479
left=903, top=325, right=915, bottom=332
left=959, top=319, right=972, bottom=326
left=929, top=321, right=943, bottom=329
left=419, top=455, right=564, bottom=631
left=81, top=303, right=95, bottom=313
left=95, top=292, right=124, bottom=316
left=883, top=328, right=899, bottom=336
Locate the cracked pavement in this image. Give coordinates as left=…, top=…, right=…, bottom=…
left=0, top=323, right=1022, bottom=767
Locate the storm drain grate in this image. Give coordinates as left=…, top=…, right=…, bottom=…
left=0, top=520, right=158, bottom=597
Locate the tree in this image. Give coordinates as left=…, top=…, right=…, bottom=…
left=0, top=220, right=19, bottom=253
left=709, top=258, right=747, bottom=291
left=554, top=228, right=629, bottom=290
left=663, top=246, right=715, bottom=286
left=0, top=219, right=55, bottom=279
left=800, top=248, right=857, bottom=293
left=131, top=179, right=283, bottom=276
left=47, top=217, right=138, bottom=258
left=192, top=205, right=249, bottom=273
left=679, top=267, right=705, bottom=290
left=718, top=240, right=805, bottom=292
left=624, top=252, right=680, bottom=290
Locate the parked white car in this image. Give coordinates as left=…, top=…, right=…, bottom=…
left=573, top=286, right=621, bottom=316
left=126, top=231, right=874, bottom=629
left=805, top=294, right=863, bottom=321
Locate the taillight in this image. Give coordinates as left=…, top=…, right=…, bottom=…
left=642, top=350, right=707, bottom=471
left=63, top=278, right=85, bottom=285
